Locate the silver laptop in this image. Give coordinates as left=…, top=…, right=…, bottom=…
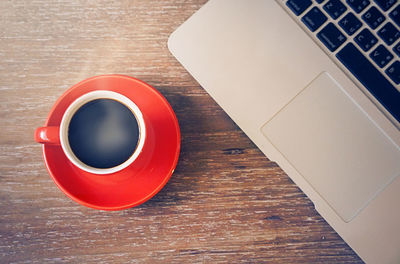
left=168, top=0, right=400, bottom=263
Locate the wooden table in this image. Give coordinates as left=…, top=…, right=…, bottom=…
left=0, top=1, right=363, bottom=263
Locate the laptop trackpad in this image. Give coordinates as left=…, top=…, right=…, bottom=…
left=261, top=72, right=400, bottom=222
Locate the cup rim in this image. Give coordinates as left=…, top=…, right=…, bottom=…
left=59, top=90, right=146, bottom=174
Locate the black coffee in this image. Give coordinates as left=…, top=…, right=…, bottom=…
left=68, top=99, right=139, bottom=169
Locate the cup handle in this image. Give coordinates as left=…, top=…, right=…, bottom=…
left=34, top=127, right=61, bottom=145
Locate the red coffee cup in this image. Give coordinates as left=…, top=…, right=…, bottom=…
left=35, top=75, right=180, bottom=210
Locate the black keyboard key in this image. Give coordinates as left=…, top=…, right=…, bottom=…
left=393, top=42, right=400, bottom=56
left=373, top=0, right=396, bottom=11
left=378, top=22, right=400, bottom=45
left=324, top=0, right=347, bottom=19
left=336, top=43, right=400, bottom=123
left=355, top=28, right=378, bottom=51
left=362, top=6, right=385, bottom=29
left=286, top=0, right=312, bottom=15
left=370, top=44, right=394, bottom=67
left=317, top=22, right=347, bottom=51
left=339, top=12, right=362, bottom=35
left=316, top=0, right=326, bottom=3
left=346, top=0, right=370, bottom=13
left=302, top=7, right=328, bottom=32
left=386, top=61, right=400, bottom=84
left=389, top=5, right=400, bottom=27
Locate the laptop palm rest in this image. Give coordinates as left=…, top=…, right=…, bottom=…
left=261, top=72, right=400, bottom=222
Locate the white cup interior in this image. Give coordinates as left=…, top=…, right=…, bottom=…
left=59, top=90, right=146, bottom=174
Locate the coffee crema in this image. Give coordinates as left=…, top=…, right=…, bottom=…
left=68, top=99, right=140, bottom=169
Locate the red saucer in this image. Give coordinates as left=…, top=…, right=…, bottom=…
left=41, top=75, right=180, bottom=210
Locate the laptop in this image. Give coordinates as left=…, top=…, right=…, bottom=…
left=168, top=0, right=400, bottom=263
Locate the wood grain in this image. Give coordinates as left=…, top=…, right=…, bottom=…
left=0, top=1, right=363, bottom=263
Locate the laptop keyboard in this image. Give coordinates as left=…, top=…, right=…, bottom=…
left=285, top=0, right=400, bottom=123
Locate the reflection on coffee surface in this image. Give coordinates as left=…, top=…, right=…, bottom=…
left=68, top=99, right=139, bottom=169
